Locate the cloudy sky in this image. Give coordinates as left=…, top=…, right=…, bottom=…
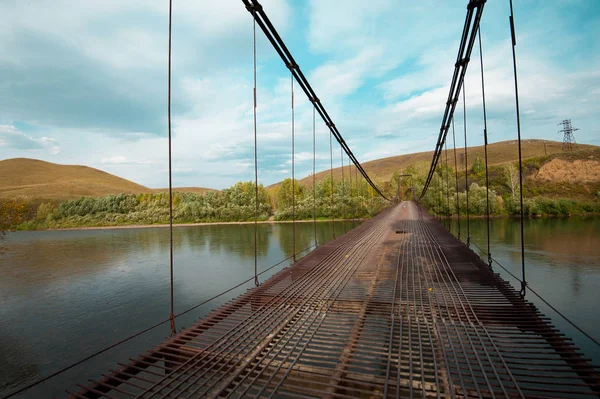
left=0, top=0, right=598, bottom=189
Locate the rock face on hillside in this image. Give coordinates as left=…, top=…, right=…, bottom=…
left=536, top=159, right=600, bottom=183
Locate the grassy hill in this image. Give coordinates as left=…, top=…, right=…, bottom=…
left=0, top=158, right=215, bottom=202
left=1, top=139, right=596, bottom=205
left=2, top=140, right=598, bottom=230
left=297, top=139, right=596, bottom=187
left=0, top=158, right=153, bottom=202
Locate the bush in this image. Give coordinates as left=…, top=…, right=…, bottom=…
left=36, top=202, right=56, bottom=221
left=1, top=198, right=27, bottom=238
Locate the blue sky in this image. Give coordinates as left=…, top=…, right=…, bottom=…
left=0, top=0, right=599, bottom=189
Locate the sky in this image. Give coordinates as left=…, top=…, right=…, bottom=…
left=0, top=0, right=599, bottom=190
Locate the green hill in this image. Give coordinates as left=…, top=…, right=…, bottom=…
left=299, top=139, right=597, bottom=187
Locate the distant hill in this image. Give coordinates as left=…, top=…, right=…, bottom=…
left=0, top=158, right=215, bottom=202
left=0, top=158, right=152, bottom=202
left=296, top=139, right=598, bottom=187
left=3, top=140, right=597, bottom=203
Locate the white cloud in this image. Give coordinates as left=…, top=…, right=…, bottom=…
left=307, top=0, right=395, bottom=53
left=39, top=137, right=61, bottom=155
left=1, top=0, right=599, bottom=191
left=100, top=155, right=157, bottom=165
left=0, top=125, right=61, bottom=155
left=0, top=0, right=291, bottom=70
left=311, top=46, right=390, bottom=99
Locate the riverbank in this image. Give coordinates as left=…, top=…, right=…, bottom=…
left=35, top=218, right=368, bottom=232
left=13, top=209, right=600, bottom=233
left=437, top=212, right=600, bottom=219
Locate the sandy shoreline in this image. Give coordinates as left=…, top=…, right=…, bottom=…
left=45, top=218, right=366, bottom=232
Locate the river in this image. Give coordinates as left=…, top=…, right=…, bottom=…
left=0, top=216, right=598, bottom=397
left=449, top=215, right=600, bottom=369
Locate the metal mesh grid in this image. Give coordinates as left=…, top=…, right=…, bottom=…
left=70, top=203, right=600, bottom=398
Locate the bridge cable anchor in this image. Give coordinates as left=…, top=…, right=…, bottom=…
left=519, top=281, right=527, bottom=298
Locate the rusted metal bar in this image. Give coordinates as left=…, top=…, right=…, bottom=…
left=69, top=203, right=599, bottom=399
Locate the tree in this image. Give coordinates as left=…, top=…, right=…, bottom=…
left=0, top=199, right=26, bottom=239
left=391, top=170, right=400, bottom=198
left=36, top=202, right=56, bottom=221
left=276, top=178, right=305, bottom=209
left=503, top=163, right=520, bottom=202
left=471, top=156, right=485, bottom=178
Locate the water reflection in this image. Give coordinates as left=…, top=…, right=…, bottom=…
left=449, top=216, right=600, bottom=365
left=177, top=223, right=272, bottom=259
left=277, top=223, right=315, bottom=256
left=1, top=217, right=597, bottom=397
left=0, top=221, right=346, bottom=397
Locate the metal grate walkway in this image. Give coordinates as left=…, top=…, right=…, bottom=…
left=70, top=202, right=600, bottom=398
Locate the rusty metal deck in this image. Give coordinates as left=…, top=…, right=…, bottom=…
left=70, top=202, right=600, bottom=398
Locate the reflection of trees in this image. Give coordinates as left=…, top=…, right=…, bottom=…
left=472, top=217, right=599, bottom=298
left=316, top=222, right=338, bottom=245
left=200, top=224, right=270, bottom=260
left=277, top=223, right=315, bottom=257
left=571, top=271, right=581, bottom=295
left=522, top=217, right=598, bottom=297
left=0, top=230, right=154, bottom=292
left=275, top=221, right=349, bottom=256
left=525, top=217, right=599, bottom=257
left=485, top=216, right=600, bottom=260
left=2, top=224, right=272, bottom=294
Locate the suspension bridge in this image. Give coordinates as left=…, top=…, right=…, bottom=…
left=3, top=0, right=599, bottom=398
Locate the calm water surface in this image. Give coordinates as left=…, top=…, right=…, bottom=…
left=0, top=221, right=352, bottom=398
left=449, top=216, right=600, bottom=367
left=1, top=216, right=599, bottom=397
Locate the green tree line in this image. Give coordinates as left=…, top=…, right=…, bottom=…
left=5, top=152, right=599, bottom=232
left=16, top=177, right=388, bottom=230
left=399, top=157, right=600, bottom=217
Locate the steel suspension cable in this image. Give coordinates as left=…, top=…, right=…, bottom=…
left=508, top=0, right=527, bottom=298
left=462, top=82, right=471, bottom=247
left=437, top=164, right=442, bottom=222
left=329, top=130, right=335, bottom=239
left=370, top=179, right=373, bottom=215
left=350, top=155, right=355, bottom=228
left=433, top=164, right=438, bottom=220
left=421, top=0, right=486, bottom=197
left=452, top=118, right=461, bottom=240
left=312, top=106, right=317, bottom=247
left=354, top=161, right=358, bottom=226
left=349, top=156, right=353, bottom=226
left=346, top=156, right=351, bottom=226
left=252, top=9, right=260, bottom=286
left=167, top=0, right=176, bottom=337
left=478, top=26, right=492, bottom=268
left=340, top=146, right=346, bottom=233
left=290, top=73, right=296, bottom=262
left=445, top=139, right=450, bottom=228
left=242, top=0, right=389, bottom=201
left=360, top=169, right=365, bottom=217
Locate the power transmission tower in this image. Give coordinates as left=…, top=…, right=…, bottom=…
left=558, top=119, right=579, bottom=151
